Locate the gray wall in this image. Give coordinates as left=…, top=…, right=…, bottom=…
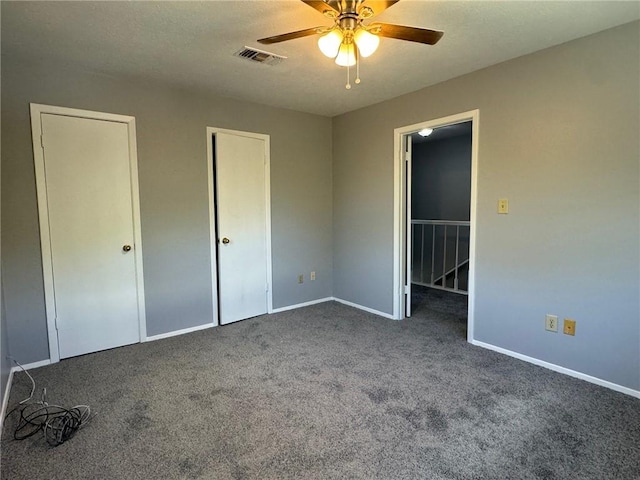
left=333, top=22, right=640, bottom=390
left=1, top=55, right=333, bottom=364
left=412, top=134, right=472, bottom=221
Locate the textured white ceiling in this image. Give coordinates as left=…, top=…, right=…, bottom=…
left=2, top=1, right=638, bottom=117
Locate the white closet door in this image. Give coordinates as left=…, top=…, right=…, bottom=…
left=42, top=113, right=141, bottom=358
left=215, top=132, right=268, bottom=325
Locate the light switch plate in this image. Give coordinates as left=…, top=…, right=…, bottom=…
left=498, top=198, right=509, bottom=214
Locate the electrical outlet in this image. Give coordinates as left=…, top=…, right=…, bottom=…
left=310, top=271, right=316, bottom=281
left=545, top=314, right=558, bottom=332
left=563, top=318, right=576, bottom=336
left=298, top=274, right=304, bottom=284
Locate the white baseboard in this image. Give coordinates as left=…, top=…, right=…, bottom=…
left=332, top=297, right=396, bottom=320
left=1, top=358, right=52, bottom=439
left=11, top=359, right=52, bottom=372
left=271, top=297, right=333, bottom=313
left=0, top=368, right=15, bottom=438
left=145, top=322, right=215, bottom=342
left=271, top=296, right=396, bottom=320
left=471, top=340, right=640, bottom=399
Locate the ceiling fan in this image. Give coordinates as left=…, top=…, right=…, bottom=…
left=257, top=0, right=443, bottom=88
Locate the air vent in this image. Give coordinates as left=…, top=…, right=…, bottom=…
left=233, top=46, right=287, bottom=66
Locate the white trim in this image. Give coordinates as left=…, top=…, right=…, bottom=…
left=144, top=323, right=214, bottom=342
left=1, top=368, right=15, bottom=437
left=393, top=110, right=480, bottom=344
left=405, top=135, right=412, bottom=317
left=472, top=340, right=640, bottom=399
left=31, top=105, right=59, bottom=362
left=333, top=297, right=396, bottom=320
left=126, top=119, right=148, bottom=343
left=11, top=359, right=52, bottom=372
left=1, top=359, right=52, bottom=438
left=30, top=104, right=147, bottom=363
left=468, top=116, right=480, bottom=342
left=271, top=297, right=334, bottom=313
left=393, top=130, right=402, bottom=320
left=263, top=135, right=273, bottom=314
left=206, top=129, right=220, bottom=327
left=206, top=127, right=274, bottom=325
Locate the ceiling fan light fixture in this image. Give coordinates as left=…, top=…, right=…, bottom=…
left=335, top=41, right=356, bottom=67
left=318, top=29, right=343, bottom=58
left=256, top=0, right=444, bottom=89
left=354, top=28, right=379, bottom=57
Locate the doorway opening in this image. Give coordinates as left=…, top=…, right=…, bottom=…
left=393, top=110, right=479, bottom=342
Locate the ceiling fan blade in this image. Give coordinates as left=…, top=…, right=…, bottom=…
left=301, top=1, right=340, bottom=16
left=258, top=26, right=326, bottom=45
left=360, top=1, right=400, bottom=17
left=369, top=23, right=443, bottom=45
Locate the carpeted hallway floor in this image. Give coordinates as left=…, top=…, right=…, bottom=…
left=2, top=289, right=639, bottom=479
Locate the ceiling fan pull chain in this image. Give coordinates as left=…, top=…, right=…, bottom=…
left=346, top=63, right=351, bottom=89
left=355, top=48, right=361, bottom=85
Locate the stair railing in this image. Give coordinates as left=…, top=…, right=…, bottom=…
left=411, top=220, right=470, bottom=294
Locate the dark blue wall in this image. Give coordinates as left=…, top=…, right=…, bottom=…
left=411, top=132, right=472, bottom=221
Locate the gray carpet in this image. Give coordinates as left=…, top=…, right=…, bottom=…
left=2, top=290, right=639, bottom=479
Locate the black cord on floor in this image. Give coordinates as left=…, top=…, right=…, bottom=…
left=6, top=402, right=92, bottom=447
left=4, top=358, right=94, bottom=447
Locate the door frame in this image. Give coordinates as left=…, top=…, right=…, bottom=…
left=30, top=103, right=147, bottom=363
left=392, top=109, right=479, bottom=342
left=206, top=127, right=273, bottom=326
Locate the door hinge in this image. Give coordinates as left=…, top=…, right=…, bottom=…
left=40, top=135, right=45, bottom=149
left=54, top=316, right=59, bottom=330
left=404, top=285, right=410, bottom=294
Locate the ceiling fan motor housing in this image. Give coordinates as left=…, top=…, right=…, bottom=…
left=338, top=15, right=359, bottom=32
